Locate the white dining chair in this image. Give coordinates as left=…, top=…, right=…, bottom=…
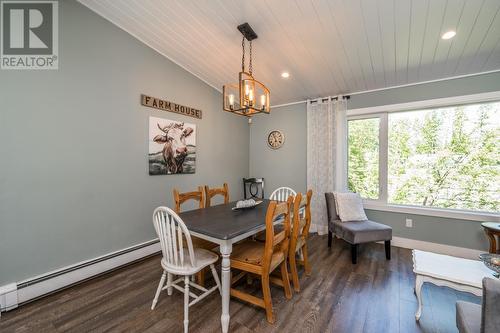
left=151, top=206, right=221, bottom=333
left=270, top=187, right=297, bottom=202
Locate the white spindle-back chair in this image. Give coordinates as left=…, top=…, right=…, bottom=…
left=151, top=207, right=221, bottom=333
left=269, top=187, right=297, bottom=202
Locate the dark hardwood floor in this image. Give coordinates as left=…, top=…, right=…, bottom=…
left=0, top=234, right=480, bottom=333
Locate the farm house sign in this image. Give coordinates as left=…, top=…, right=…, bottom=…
left=141, top=94, right=202, bottom=119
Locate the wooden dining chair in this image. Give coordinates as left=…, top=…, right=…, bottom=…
left=204, top=183, right=229, bottom=207
left=173, top=187, right=216, bottom=286
left=173, top=187, right=205, bottom=213
left=151, top=207, right=221, bottom=333
left=254, top=187, right=296, bottom=242
left=229, top=198, right=293, bottom=324
left=288, top=190, right=313, bottom=292
left=269, top=187, right=296, bottom=201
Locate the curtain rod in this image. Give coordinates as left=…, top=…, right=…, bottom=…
left=271, top=95, right=350, bottom=108
left=309, top=95, right=350, bottom=104
left=270, top=69, right=500, bottom=109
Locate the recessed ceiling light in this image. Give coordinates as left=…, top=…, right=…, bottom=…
left=441, top=30, right=456, bottom=40
left=281, top=72, right=290, bottom=78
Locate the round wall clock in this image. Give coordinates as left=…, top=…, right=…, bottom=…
left=267, top=130, right=285, bottom=149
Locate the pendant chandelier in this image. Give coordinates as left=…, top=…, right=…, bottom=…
left=223, top=23, right=270, bottom=117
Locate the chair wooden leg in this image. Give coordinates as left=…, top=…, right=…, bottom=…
left=280, top=261, right=292, bottom=299
left=166, top=272, right=173, bottom=295
left=351, top=244, right=358, bottom=264
left=184, top=276, right=190, bottom=333
left=197, top=269, right=205, bottom=288
left=151, top=271, right=166, bottom=310
left=385, top=240, right=391, bottom=260
left=210, top=264, right=222, bottom=294
left=289, top=252, right=300, bottom=293
left=328, top=231, right=333, bottom=247
left=302, top=244, right=311, bottom=276
left=261, top=275, right=275, bottom=324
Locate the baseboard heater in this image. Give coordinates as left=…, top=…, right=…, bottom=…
left=0, top=239, right=160, bottom=313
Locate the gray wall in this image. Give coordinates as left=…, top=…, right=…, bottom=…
left=364, top=211, right=487, bottom=251
left=0, top=0, right=249, bottom=285
left=249, top=103, right=307, bottom=195
left=348, top=71, right=500, bottom=109
left=250, top=72, right=500, bottom=251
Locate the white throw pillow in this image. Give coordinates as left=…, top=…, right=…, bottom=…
left=333, top=192, right=368, bottom=222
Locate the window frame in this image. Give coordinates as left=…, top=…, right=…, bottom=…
left=346, top=91, right=500, bottom=222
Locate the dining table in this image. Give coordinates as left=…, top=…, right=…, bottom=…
left=178, top=199, right=273, bottom=333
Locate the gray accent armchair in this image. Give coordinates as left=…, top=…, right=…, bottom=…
left=325, top=192, right=392, bottom=264
left=456, top=277, right=500, bottom=333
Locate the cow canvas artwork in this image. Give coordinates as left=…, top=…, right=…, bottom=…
left=149, top=116, right=196, bottom=175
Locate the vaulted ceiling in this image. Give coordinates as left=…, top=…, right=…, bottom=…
left=79, top=0, right=500, bottom=105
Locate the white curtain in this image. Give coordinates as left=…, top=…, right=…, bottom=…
left=307, top=97, right=347, bottom=235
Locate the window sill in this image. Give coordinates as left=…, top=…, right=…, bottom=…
left=362, top=201, right=500, bottom=222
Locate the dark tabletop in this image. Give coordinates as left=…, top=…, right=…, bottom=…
left=482, top=222, right=500, bottom=231
left=178, top=200, right=271, bottom=240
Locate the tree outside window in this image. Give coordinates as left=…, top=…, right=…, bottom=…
left=347, top=101, right=499, bottom=213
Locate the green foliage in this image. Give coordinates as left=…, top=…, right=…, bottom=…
left=388, top=103, right=499, bottom=212
left=348, top=102, right=499, bottom=213
left=416, top=111, right=441, bottom=154
left=348, top=118, right=379, bottom=199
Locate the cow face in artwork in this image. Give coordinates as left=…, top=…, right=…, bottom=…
left=153, top=122, right=194, bottom=174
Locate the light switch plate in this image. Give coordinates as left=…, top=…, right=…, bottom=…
left=406, top=218, right=413, bottom=228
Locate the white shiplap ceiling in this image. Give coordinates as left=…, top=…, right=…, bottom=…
left=79, top=0, right=500, bottom=105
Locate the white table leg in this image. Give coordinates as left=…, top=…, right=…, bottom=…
left=220, top=241, right=232, bottom=333
left=415, top=275, right=424, bottom=321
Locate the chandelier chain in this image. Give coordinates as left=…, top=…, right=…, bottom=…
left=249, top=41, right=253, bottom=75
left=241, top=37, right=245, bottom=72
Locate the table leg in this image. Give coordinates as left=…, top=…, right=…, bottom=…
left=484, top=230, right=497, bottom=254
left=220, top=241, right=232, bottom=333
left=415, top=275, right=424, bottom=321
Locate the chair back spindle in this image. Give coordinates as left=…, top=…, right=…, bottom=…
left=153, top=207, right=196, bottom=269
left=269, top=187, right=297, bottom=202
left=173, top=187, right=205, bottom=213
left=204, top=183, right=229, bottom=207
left=291, top=190, right=313, bottom=250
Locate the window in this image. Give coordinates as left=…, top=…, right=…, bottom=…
left=348, top=118, right=379, bottom=199
left=347, top=100, right=500, bottom=215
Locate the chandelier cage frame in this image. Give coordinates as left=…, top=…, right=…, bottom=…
left=223, top=23, right=270, bottom=117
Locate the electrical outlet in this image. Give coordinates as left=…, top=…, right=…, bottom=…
left=406, top=218, right=413, bottom=228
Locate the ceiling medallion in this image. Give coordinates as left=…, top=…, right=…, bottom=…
left=223, top=23, right=270, bottom=117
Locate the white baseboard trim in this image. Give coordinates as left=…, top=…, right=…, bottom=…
left=0, top=283, right=18, bottom=313
left=384, top=236, right=484, bottom=260
left=0, top=239, right=160, bottom=313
